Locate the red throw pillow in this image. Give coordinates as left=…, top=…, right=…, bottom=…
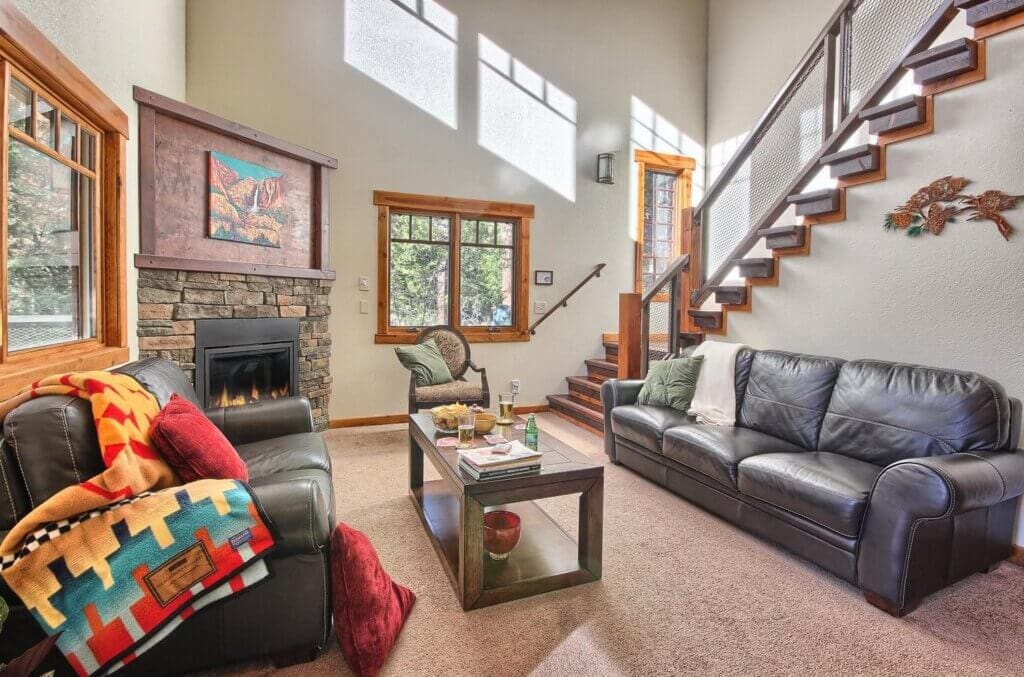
left=150, top=393, right=248, bottom=482
left=332, top=523, right=416, bottom=677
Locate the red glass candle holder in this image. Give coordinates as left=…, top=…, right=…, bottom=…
left=483, top=510, right=522, bottom=560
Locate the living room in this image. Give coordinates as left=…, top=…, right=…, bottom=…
left=0, top=0, right=1022, bottom=674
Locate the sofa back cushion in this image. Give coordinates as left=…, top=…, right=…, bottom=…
left=738, top=351, right=843, bottom=449
left=115, top=357, right=200, bottom=408
left=819, top=360, right=1011, bottom=465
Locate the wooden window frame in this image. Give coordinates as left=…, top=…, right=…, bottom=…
left=633, top=149, right=695, bottom=298
left=0, top=2, right=130, bottom=398
left=374, top=190, right=533, bottom=344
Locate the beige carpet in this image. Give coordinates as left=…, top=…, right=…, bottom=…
left=227, top=414, right=1024, bottom=676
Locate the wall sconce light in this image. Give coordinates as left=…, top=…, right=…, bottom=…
left=596, top=153, right=615, bottom=184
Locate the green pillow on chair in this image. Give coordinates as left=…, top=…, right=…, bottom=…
left=395, top=339, right=455, bottom=387
left=637, top=355, right=704, bottom=411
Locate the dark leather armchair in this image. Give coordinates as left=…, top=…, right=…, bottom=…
left=0, top=357, right=335, bottom=675
left=406, top=325, right=490, bottom=413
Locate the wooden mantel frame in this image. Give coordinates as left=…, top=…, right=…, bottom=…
left=133, top=86, right=338, bottom=280
left=0, top=0, right=131, bottom=397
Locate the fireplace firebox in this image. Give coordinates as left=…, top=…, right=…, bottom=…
left=195, top=318, right=300, bottom=409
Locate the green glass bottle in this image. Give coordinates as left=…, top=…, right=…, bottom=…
left=524, top=414, right=539, bottom=451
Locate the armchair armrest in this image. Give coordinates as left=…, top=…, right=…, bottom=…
left=600, top=379, right=645, bottom=460
left=857, top=450, right=1024, bottom=612
left=467, top=360, right=490, bottom=408
left=205, top=396, right=314, bottom=446
left=250, top=473, right=330, bottom=555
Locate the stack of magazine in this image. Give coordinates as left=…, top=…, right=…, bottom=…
left=458, top=441, right=543, bottom=480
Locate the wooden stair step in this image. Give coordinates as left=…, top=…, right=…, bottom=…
left=903, top=38, right=979, bottom=85
left=956, top=0, right=1024, bottom=27
left=757, top=225, right=807, bottom=250
left=679, top=331, right=704, bottom=348
left=860, top=95, right=928, bottom=135
left=819, top=144, right=881, bottom=179
left=567, top=375, right=602, bottom=399
left=733, top=257, right=775, bottom=279
left=713, top=285, right=748, bottom=306
left=603, top=340, right=619, bottom=362
left=688, top=310, right=723, bottom=331
left=568, top=390, right=603, bottom=413
left=547, top=394, right=604, bottom=432
left=584, top=358, right=617, bottom=381
left=787, top=188, right=841, bottom=217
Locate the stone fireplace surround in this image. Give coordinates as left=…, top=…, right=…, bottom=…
left=137, top=269, right=332, bottom=430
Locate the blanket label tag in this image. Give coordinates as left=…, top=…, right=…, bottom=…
left=144, top=542, right=215, bottom=606
left=229, top=528, right=253, bottom=550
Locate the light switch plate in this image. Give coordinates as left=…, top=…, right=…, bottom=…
left=358, top=276, right=369, bottom=291
left=534, top=301, right=547, bottom=314
left=359, top=300, right=369, bottom=314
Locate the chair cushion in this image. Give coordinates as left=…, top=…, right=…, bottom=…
left=395, top=339, right=454, bottom=387
left=235, top=432, right=330, bottom=479
left=738, top=351, right=843, bottom=450
left=663, top=426, right=806, bottom=489
left=331, top=523, right=416, bottom=677
left=738, top=452, right=882, bottom=538
left=819, top=359, right=1012, bottom=465
left=150, top=394, right=248, bottom=482
left=415, top=380, right=484, bottom=404
left=610, top=405, right=695, bottom=452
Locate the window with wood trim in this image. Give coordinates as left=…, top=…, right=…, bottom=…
left=0, top=5, right=130, bottom=398
left=375, top=191, right=532, bottom=343
left=633, top=150, right=694, bottom=296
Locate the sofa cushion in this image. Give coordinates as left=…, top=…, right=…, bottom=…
left=235, top=432, right=331, bottom=479
left=637, top=356, right=704, bottom=411
left=819, top=359, right=1012, bottom=465
left=663, top=426, right=806, bottom=489
left=395, top=338, right=454, bottom=387
left=738, top=452, right=882, bottom=537
left=738, top=351, right=843, bottom=450
left=611, top=405, right=694, bottom=452
left=115, top=357, right=200, bottom=408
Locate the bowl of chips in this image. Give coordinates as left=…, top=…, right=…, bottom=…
left=430, top=403, right=470, bottom=432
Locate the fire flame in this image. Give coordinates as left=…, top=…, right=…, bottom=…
left=214, top=381, right=289, bottom=408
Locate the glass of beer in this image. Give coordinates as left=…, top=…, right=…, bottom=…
left=497, top=392, right=515, bottom=425
left=457, top=411, right=476, bottom=448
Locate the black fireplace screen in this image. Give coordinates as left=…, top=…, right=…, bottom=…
left=195, top=318, right=300, bottom=409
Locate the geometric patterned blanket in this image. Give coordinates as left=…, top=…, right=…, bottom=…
left=0, top=371, right=277, bottom=675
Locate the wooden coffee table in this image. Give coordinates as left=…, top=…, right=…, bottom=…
left=408, top=413, right=604, bottom=611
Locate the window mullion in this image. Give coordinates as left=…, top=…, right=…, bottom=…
left=451, top=213, right=461, bottom=331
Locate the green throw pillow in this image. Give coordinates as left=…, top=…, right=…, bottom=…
left=636, top=356, right=704, bottom=411
left=395, top=338, right=455, bottom=387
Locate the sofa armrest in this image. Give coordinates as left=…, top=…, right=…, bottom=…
left=205, top=397, right=314, bottom=446
left=857, top=450, right=1024, bottom=611
left=251, top=474, right=330, bottom=556
left=600, top=379, right=645, bottom=460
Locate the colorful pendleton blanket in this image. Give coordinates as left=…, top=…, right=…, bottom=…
left=0, top=372, right=276, bottom=675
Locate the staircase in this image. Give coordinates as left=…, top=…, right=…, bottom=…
left=546, top=337, right=619, bottom=434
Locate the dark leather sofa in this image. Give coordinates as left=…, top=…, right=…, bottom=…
left=602, top=348, right=1024, bottom=616
left=0, top=358, right=335, bottom=674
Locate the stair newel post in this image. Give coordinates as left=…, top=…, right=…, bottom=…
left=618, top=292, right=643, bottom=380
left=668, top=274, right=681, bottom=358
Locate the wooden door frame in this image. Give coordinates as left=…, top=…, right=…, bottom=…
left=633, top=149, right=695, bottom=303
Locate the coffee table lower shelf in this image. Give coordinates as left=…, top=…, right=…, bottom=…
left=410, top=478, right=600, bottom=610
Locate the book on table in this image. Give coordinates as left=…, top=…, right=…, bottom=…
left=458, top=460, right=541, bottom=480
left=458, top=441, right=542, bottom=479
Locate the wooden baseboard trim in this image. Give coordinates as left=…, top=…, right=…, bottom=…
left=1009, top=545, right=1024, bottom=567
left=329, top=404, right=551, bottom=429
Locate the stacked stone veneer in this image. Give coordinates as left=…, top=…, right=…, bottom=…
left=137, top=269, right=332, bottom=430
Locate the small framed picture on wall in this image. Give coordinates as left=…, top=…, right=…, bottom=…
left=534, top=270, right=554, bottom=285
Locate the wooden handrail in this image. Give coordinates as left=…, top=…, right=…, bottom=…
left=689, top=0, right=957, bottom=306
left=642, top=255, right=690, bottom=306
left=528, top=263, right=606, bottom=335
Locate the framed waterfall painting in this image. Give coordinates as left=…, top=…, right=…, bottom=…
left=208, top=150, right=286, bottom=247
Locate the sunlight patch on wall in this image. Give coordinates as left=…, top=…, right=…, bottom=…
left=344, top=0, right=458, bottom=129
left=478, top=34, right=577, bottom=201
left=630, top=96, right=705, bottom=204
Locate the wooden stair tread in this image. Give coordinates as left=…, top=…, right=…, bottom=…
left=712, top=285, right=748, bottom=307
left=566, top=375, right=602, bottom=396
left=819, top=144, right=881, bottom=179
left=903, top=38, right=979, bottom=85
left=758, top=225, right=807, bottom=250
left=585, top=358, right=616, bottom=370
left=956, top=0, right=1024, bottom=27
left=733, top=258, right=775, bottom=279
left=547, top=394, right=604, bottom=430
left=859, top=95, right=928, bottom=135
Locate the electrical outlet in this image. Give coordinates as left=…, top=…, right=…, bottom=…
left=511, top=379, right=520, bottom=395
left=358, top=276, right=369, bottom=291
left=533, top=301, right=547, bottom=315
left=359, top=300, right=369, bottom=314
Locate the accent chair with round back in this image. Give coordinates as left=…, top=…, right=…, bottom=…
left=407, top=326, right=490, bottom=413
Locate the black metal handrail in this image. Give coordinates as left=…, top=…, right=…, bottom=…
left=527, top=263, right=606, bottom=335
left=640, top=255, right=689, bottom=375
left=675, top=0, right=958, bottom=307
